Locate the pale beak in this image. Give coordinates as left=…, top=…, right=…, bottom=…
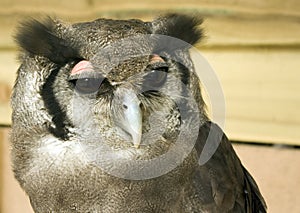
left=113, top=88, right=143, bottom=148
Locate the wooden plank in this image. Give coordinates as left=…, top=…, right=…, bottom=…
left=0, top=51, right=16, bottom=125
left=1, top=0, right=300, bottom=16
left=1, top=1, right=300, bottom=48
left=193, top=48, right=300, bottom=145
left=202, top=14, right=300, bottom=47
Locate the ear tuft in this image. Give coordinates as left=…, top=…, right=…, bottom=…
left=15, top=18, right=80, bottom=64
left=152, top=13, right=204, bottom=46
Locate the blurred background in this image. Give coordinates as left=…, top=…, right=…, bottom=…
left=0, top=0, right=300, bottom=212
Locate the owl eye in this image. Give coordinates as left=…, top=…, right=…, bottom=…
left=73, top=78, right=104, bottom=94
left=143, top=70, right=168, bottom=91
left=68, top=60, right=108, bottom=94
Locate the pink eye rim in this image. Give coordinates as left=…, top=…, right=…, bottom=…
left=70, top=60, right=94, bottom=75
left=149, top=54, right=165, bottom=64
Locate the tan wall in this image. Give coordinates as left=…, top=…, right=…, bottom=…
left=1, top=0, right=300, bottom=212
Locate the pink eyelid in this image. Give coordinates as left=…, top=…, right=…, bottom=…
left=150, top=54, right=165, bottom=64
left=71, top=56, right=163, bottom=75
left=70, top=60, right=94, bottom=75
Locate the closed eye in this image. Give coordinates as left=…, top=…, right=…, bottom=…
left=142, top=54, right=169, bottom=91
left=143, top=70, right=168, bottom=91
left=70, top=78, right=104, bottom=94
left=68, top=60, right=113, bottom=95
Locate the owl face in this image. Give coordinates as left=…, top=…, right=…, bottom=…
left=12, top=14, right=207, bottom=180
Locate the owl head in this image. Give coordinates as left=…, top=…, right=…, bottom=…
left=11, top=14, right=207, bottom=180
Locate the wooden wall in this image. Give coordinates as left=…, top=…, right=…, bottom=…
left=1, top=0, right=300, bottom=212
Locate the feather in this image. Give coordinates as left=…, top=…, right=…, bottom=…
left=15, top=18, right=80, bottom=64
left=243, top=166, right=267, bottom=213
left=152, top=13, right=204, bottom=46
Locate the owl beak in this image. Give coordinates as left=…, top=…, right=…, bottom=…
left=119, top=90, right=143, bottom=148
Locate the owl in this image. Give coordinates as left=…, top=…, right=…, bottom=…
left=11, top=14, right=267, bottom=212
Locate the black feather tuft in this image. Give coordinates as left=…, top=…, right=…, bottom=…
left=15, top=18, right=80, bottom=64
left=152, top=13, right=204, bottom=46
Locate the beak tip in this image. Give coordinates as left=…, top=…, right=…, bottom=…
left=133, top=138, right=141, bottom=149
left=133, top=144, right=140, bottom=149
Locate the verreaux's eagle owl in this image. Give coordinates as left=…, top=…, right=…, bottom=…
left=11, top=14, right=267, bottom=212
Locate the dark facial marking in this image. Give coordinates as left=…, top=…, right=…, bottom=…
left=40, top=67, right=72, bottom=140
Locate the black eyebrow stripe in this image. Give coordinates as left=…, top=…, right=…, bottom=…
left=40, top=66, right=73, bottom=140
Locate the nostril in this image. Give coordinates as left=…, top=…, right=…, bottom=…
left=138, top=102, right=144, bottom=111
left=123, top=104, right=128, bottom=109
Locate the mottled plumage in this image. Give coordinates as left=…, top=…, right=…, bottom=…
left=11, top=14, right=266, bottom=212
